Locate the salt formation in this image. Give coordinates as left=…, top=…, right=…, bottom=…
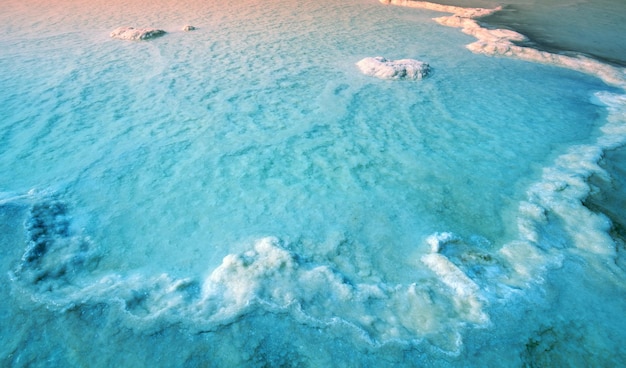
left=110, top=26, right=166, bottom=41
left=380, top=0, right=626, bottom=89
left=11, top=216, right=488, bottom=352
left=182, top=25, right=196, bottom=31
left=379, top=0, right=500, bottom=19
left=356, top=56, right=430, bottom=80
left=382, top=0, right=626, bottom=302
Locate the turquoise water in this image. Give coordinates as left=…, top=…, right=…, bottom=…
left=1, top=0, right=625, bottom=366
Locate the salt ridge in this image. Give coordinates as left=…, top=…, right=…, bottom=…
left=383, top=0, right=626, bottom=286
left=10, top=201, right=487, bottom=353
left=381, top=0, right=626, bottom=89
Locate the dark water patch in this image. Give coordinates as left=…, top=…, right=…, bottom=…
left=584, top=146, right=626, bottom=269
left=23, top=200, right=69, bottom=264
left=584, top=146, right=626, bottom=236
left=13, top=197, right=100, bottom=287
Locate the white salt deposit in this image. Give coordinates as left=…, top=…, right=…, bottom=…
left=110, top=26, right=166, bottom=40
left=381, top=0, right=626, bottom=89
left=382, top=1, right=626, bottom=285
left=1, top=0, right=626, bottom=366
left=356, top=56, right=430, bottom=80
left=379, top=0, right=501, bottom=19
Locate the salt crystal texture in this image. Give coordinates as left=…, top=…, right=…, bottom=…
left=356, top=56, right=430, bottom=80
left=110, top=26, right=166, bottom=41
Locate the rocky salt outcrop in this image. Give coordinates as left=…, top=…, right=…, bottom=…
left=356, top=56, right=430, bottom=80
left=110, top=26, right=166, bottom=41
left=182, top=25, right=196, bottom=31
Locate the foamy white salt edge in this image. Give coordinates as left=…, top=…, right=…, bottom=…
left=12, top=229, right=487, bottom=352
left=383, top=0, right=626, bottom=286
left=8, top=0, right=626, bottom=358
left=381, top=0, right=626, bottom=89
left=357, top=56, right=430, bottom=80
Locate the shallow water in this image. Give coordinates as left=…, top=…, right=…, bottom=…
left=1, top=0, right=625, bottom=366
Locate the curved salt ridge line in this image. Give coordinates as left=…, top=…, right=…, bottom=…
left=0, top=192, right=30, bottom=206
left=497, top=94, right=626, bottom=290
left=421, top=254, right=476, bottom=298
left=507, top=93, right=626, bottom=258
left=11, top=199, right=487, bottom=355
left=422, top=233, right=481, bottom=298
left=382, top=0, right=626, bottom=285
left=381, top=0, right=626, bottom=89
left=380, top=0, right=501, bottom=18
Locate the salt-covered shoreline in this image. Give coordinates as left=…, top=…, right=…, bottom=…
left=394, top=0, right=626, bottom=66
left=380, top=0, right=626, bottom=89
left=380, top=2, right=626, bottom=261
left=380, top=2, right=626, bottom=365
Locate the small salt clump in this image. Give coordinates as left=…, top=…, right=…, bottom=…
left=110, top=26, right=166, bottom=41
left=356, top=56, right=430, bottom=80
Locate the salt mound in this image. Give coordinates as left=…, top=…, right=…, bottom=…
left=110, top=26, right=166, bottom=41
left=356, top=56, right=430, bottom=80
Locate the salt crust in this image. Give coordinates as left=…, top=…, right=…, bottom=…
left=380, top=0, right=626, bottom=89
left=110, top=26, right=166, bottom=41
left=12, top=204, right=486, bottom=354
left=10, top=1, right=626, bottom=359
left=356, top=56, right=430, bottom=80
left=383, top=0, right=626, bottom=287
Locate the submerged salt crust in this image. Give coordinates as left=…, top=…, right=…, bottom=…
left=1, top=0, right=626, bottom=366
